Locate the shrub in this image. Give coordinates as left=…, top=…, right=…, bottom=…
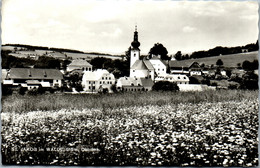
left=18, top=86, right=27, bottom=95
left=2, top=84, right=13, bottom=95
left=27, top=88, right=39, bottom=96
left=239, top=71, right=258, bottom=90
left=152, top=81, right=179, bottom=91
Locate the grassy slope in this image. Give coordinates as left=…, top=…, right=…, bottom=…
left=175, top=51, right=258, bottom=67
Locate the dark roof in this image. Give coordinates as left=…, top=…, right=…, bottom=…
left=140, top=78, right=154, bottom=87
left=169, top=60, right=190, bottom=68
left=131, top=60, right=154, bottom=70
left=9, top=68, right=63, bottom=80
left=189, top=62, right=201, bottom=69
left=169, top=61, right=199, bottom=68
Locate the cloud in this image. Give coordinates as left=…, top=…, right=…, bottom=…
left=1, top=0, right=258, bottom=54
left=182, top=26, right=197, bottom=33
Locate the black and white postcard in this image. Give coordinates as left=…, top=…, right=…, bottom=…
left=1, top=0, right=259, bottom=166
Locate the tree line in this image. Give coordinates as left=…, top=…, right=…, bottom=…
left=174, top=41, right=259, bottom=60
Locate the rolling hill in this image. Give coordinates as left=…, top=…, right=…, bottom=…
left=171, top=51, right=258, bottom=68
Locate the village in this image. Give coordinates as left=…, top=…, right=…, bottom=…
left=1, top=27, right=258, bottom=95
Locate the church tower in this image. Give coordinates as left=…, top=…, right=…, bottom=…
left=130, top=25, right=140, bottom=67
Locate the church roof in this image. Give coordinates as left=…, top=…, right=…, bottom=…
left=131, top=60, right=154, bottom=70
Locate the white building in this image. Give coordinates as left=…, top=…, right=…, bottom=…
left=149, top=56, right=167, bottom=77
left=117, top=77, right=154, bottom=92
left=155, top=74, right=189, bottom=84
left=81, top=69, right=115, bottom=93
left=130, top=60, right=155, bottom=80
left=5, top=68, right=63, bottom=89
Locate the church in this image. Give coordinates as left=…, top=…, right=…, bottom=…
left=129, top=26, right=170, bottom=81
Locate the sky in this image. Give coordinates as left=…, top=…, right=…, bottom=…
left=1, top=0, right=259, bottom=55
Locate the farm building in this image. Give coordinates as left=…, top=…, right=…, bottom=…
left=116, top=77, right=154, bottom=91
left=81, top=69, right=115, bottom=93
left=4, top=68, right=63, bottom=89
left=155, top=74, right=189, bottom=84
left=169, top=61, right=203, bottom=76
left=67, top=59, right=93, bottom=72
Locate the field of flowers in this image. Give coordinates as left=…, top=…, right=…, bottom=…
left=1, top=90, right=259, bottom=166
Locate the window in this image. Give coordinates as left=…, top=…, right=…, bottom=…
left=180, top=82, right=182, bottom=84
left=110, top=81, right=112, bottom=84
left=158, top=69, right=160, bottom=71
left=102, top=77, right=104, bottom=80
left=103, top=81, right=105, bottom=84
left=93, top=86, right=95, bottom=90
left=100, top=81, right=102, bottom=84
left=93, top=81, right=95, bottom=84
left=162, top=69, right=164, bottom=71
left=134, top=53, right=136, bottom=57
left=184, top=77, right=186, bottom=79
left=106, top=77, right=108, bottom=80
left=178, top=77, right=180, bottom=79
left=89, top=81, right=91, bottom=84
left=133, top=70, right=135, bottom=72
left=107, top=81, right=109, bottom=84
left=109, top=77, right=111, bottom=80
left=89, top=86, right=91, bottom=89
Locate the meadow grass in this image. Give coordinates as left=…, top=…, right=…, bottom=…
left=1, top=90, right=258, bottom=113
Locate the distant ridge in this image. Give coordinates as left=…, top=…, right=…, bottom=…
left=1, top=44, right=115, bottom=56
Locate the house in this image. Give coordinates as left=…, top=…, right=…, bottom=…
left=81, top=69, right=115, bottom=93
left=169, top=61, right=202, bottom=76
left=149, top=56, right=167, bottom=77
left=189, top=62, right=202, bottom=76
left=116, top=77, right=154, bottom=91
left=155, top=74, right=189, bottom=84
left=6, top=68, right=63, bottom=89
left=67, top=59, right=92, bottom=72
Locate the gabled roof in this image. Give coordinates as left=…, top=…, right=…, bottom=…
left=140, top=78, right=154, bottom=87
left=131, top=60, right=154, bottom=70
left=166, top=74, right=189, bottom=81
left=83, top=69, right=112, bottom=81
left=68, top=59, right=92, bottom=67
left=169, top=61, right=200, bottom=68
left=149, top=56, right=168, bottom=66
left=189, top=62, right=201, bottom=69
left=117, top=77, right=142, bottom=86
left=9, top=68, right=63, bottom=80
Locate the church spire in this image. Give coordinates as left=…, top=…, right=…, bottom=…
left=131, top=25, right=140, bottom=49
